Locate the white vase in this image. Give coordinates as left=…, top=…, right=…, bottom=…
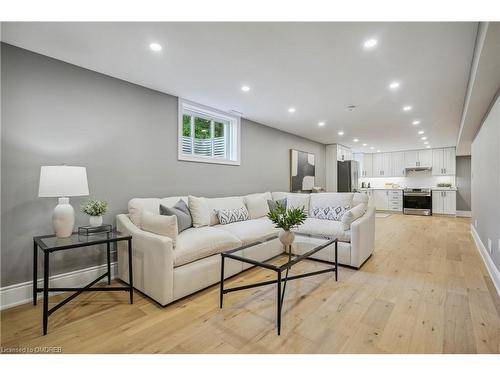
left=89, top=215, right=103, bottom=227
left=53, top=197, right=75, bottom=238
left=279, top=230, right=295, bottom=249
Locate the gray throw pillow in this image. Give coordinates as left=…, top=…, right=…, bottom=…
left=267, top=198, right=287, bottom=211
left=160, top=200, right=192, bottom=233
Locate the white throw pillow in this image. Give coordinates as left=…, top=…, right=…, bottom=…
left=341, top=203, right=367, bottom=230
left=141, top=211, right=178, bottom=246
left=286, top=193, right=310, bottom=213
left=188, top=195, right=211, bottom=227
left=244, top=192, right=271, bottom=219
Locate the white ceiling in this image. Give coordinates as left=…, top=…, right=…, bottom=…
left=1, top=22, right=478, bottom=152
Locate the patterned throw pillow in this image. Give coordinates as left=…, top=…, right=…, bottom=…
left=310, top=206, right=350, bottom=221
left=216, top=207, right=250, bottom=225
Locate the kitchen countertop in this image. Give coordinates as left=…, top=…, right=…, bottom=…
left=431, top=187, right=457, bottom=191
left=359, top=187, right=457, bottom=191
left=359, top=187, right=403, bottom=190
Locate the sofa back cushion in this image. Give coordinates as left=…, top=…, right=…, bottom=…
left=271, top=192, right=310, bottom=213
left=207, top=196, right=247, bottom=225
left=244, top=192, right=272, bottom=219
left=309, top=193, right=354, bottom=215
left=128, top=197, right=187, bottom=227
left=141, top=211, right=178, bottom=246
left=188, top=196, right=211, bottom=227
left=160, top=199, right=192, bottom=233
left=352, top=192, right=369, bottom=207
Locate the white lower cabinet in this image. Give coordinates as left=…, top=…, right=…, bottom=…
left=432, top=190, right=456, bottom=215
left=373, top=190, right=402, bottom=211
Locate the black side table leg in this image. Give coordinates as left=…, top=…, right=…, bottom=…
left=43, top=251, right=49, bottom=335
left=128, top=239, right=133, bottom=304
left=33, top=241, right=38, bottom=306
left=335, top=240, right=338, bottom=281
left=277, top=270, right=282, bottom=335
left=106, top=242, right=111, bottom=285
left=220, top=254, right=225, bottom=308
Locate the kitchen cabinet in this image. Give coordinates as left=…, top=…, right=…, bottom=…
left=432, top=147, right=456, bottom=175
left=373, top=152, right=392, bottom=177
left=432, top=190, right=456, bottom=215
left=357, top=153, right=373, bottom=177
left=337, top=145, right=352, bottom=161
left=404, top=149, right=432, bottom=168
left=391, top=152, right=406, bottom=177
left=373, top=189, right=402, bottom=211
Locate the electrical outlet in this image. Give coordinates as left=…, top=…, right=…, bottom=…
left=488, top=238, right=492, bottom=254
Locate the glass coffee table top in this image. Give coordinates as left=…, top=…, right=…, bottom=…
left=222, top=232, right=337, bottom=271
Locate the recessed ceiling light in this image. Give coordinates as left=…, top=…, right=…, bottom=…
left=149, top=43, right=162, bottom=52
left=362, top=143, right=367, bottom=146
left=377, top=150, right=381, bottom=153
left=353, top=138, right=359, bottom=142
left=426, top=146, right=431, bottom=149
left=363, top=38, right=378, bottom=49
left=424, top=141, right=429, bottom=145
left=389, top=81, right=400, bottom=90
left=421, top=136, right=427, bottom=140
left=241, top=85, right=250, bottom=92
left=288, top=107, right=296, bottom=113
left=403, top=105, right=412, bottom=111
left=418, top=130, right=425, bottom=135
left=338, top=131, right=344, bottom=136
left=412, top=120, right=420, bottom=125
left=318, top=121, right=325, bottom=127
left=370, top=146, right=375, bottom=150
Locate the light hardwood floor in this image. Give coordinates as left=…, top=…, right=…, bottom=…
left=2, top=214, right=500, bottom=353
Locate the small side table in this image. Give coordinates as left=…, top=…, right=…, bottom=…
left=33, top=231, right=133, bottom=335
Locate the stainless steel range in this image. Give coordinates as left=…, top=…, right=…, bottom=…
left=403, top=188, right=432, bottom=216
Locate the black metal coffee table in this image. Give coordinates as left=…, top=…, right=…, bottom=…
left=220, top=232, right=337, bottom=335
left=33, top=231, right=133, bottom=335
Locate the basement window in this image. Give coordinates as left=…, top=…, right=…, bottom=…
left=178, top=99, right=241, bottom=165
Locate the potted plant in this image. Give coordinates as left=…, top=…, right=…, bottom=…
left=81, top=200, right=108, bottom=227
left=267, top=203, right=307, bottom=247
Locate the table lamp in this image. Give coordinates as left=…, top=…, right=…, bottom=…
left=38, top=166, right=89, bottom=238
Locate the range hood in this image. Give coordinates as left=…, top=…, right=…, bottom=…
left=405, top=166, right=432, bottom=171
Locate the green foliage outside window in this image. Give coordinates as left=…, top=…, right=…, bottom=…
left=183, top=114, right=226, bottom=139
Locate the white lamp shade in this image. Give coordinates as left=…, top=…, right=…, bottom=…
left=38, top=166, right=89, bottom=197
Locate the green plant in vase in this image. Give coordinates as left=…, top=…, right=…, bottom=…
left=81, top=199, right=108, bottom=227
left=267, top=203, right=307, bottom=247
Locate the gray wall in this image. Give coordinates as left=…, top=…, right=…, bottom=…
left=456, top=156, right=471, bottom=211
left=0, top=43, right=325, bottom=287
left=471, top=90, right=500, bottom=272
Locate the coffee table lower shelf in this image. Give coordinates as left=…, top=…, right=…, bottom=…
left=219, top=237, right=338, bottom=335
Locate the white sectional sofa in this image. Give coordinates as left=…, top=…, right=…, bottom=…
left=116, top=192, right=375, bottom=306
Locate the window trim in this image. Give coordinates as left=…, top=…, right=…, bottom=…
left=178, top=98, right=241, bottom=166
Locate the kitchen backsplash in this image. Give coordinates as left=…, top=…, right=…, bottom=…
left=360, top=170, right=456, bottom=188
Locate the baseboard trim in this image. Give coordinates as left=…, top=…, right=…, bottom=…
left=471, top=224, right=500, bottom=297
left=0, top=262, right=117, bottom=311
left=457, top=210, right=472, bottom=217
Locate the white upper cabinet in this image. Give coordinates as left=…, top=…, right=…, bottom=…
left=362, top=153, right=373, bottom=177
left=373, top=152, right=391, bottom=177
left=404, top=149, right=432, bottom=168
left=337, top=145, right=352, bottom=161
left=391, top=152, right=405, bottom=177
left=432, top=147, right=456, bottom=175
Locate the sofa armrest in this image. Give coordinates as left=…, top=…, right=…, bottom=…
left=349, top=206, right=375, bottom=268
left=116, top=214, right=175, bottom=305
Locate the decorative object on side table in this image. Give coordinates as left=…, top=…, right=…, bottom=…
left=78, top=224, right=112, bottom=236
left=38, top=166, right=89, bottom=238
left=290, top=149, right=315, bottom=192
left=81, top=199, right=108, bottom=226
left=267, top=202, right=307, bottom=247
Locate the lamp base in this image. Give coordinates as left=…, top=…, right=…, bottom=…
left=53, top=197, right=75, bottom=238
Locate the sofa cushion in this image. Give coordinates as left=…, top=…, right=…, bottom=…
left=207, top=196, right=247, bottom=226
left=310, top=206, right=350, bottom=221
left=160, top=199, right=192, bottom=233
left=341, top=203, right=367, bottom=230
left=215, top=217, right=279, bottom=245
left=128, top=197, right=187, bottom=227
left=352, top=192, right=369, bottom=206
left=141, top=211, right=178, bottom=246
left=267, top=198, right=287, bottom=211
left=188, top=195, right=211, bottom=228
left=244, top=192, right=272, bottom=219
left=174, top=227, right=241, bottom=267
left=295, top=217, right=351, bottom=242
left=286, top=193, right=310, bottom=213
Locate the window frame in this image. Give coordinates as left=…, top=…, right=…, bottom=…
left=178, top=98, right=241, bottom=166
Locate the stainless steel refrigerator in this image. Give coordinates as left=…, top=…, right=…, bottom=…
left=337, top=160, right=360, bottom=192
